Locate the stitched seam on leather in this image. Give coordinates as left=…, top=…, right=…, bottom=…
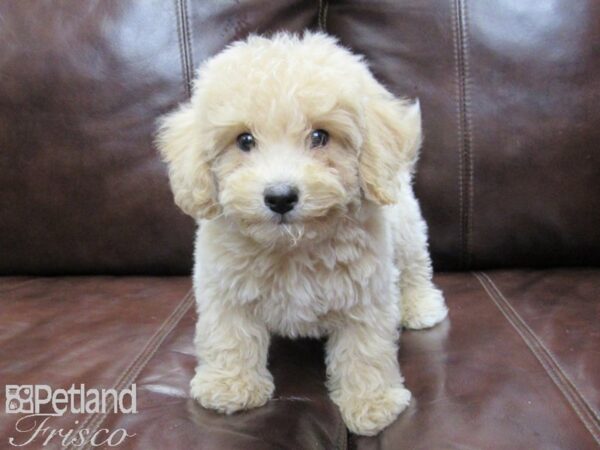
left=318, top=0, right=329, bottom=31
left=463, top=0, right=474, bottom=269
left=474, top=272, right=600, bottom=445
left=334, top=414, right=347, bottom=450
left=81, top=291, right=194, bottom=450
left=64, top=290, right=194, bottom=450
left=451, top=0, right=474, bottom=269
left=478, top=273, right=600, bottom=425
left=174, top=0, right=187, bottom=98
left=175, top=0, right=194, bottom=99
left=0, top=278, right=38, bottom=294
left=182, top=0, right=194, bottom=89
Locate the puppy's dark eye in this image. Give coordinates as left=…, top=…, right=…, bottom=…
left=237, top=133, right=255, bottom=152
left=310, top=129, right=329, bottom=148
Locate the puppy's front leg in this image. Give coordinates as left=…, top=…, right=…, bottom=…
left=190, top=301, right=274, bottom=414
left=326, top=307, right=411, bottom=436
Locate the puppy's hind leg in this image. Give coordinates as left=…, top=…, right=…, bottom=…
left=399, top=245, right=447, bottom=330
left=393, top=186, right=448, bottom=330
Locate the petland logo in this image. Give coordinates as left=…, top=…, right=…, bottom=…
left=5, top=384, right=137, bottom=447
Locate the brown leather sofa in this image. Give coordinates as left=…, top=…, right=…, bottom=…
left=1, top=1, right=598, bottom=449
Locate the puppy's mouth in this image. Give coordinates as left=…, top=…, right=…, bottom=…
left=275, top=214, right=292, bottom=225
left=234, top=210, right=343, bottom=247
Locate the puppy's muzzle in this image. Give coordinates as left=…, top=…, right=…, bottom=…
left=264, top=185, right=299, bottom=215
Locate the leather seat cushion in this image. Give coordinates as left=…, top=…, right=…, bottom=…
left=1, top=270, right=598, bottom=448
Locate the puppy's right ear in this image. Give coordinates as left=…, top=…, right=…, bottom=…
left=156, top=104, right=220, bottom=220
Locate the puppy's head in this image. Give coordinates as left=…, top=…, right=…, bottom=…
left=156, top=32, right=421, bottom=245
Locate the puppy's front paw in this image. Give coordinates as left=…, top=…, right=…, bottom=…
left=190, top=367, right=274, bottom=414
left=401, top=286, right=448, bottom=330
left=333, top=386, right=411, bottom=436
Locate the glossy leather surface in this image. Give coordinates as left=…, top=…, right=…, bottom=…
left=0, top=277, right=345, bottom=450
left=0, top=0, right=323, bottom=275
left=0, top=1, right=194, bottom=275
left=1, top=0, right=598, bottom=448
left=352, top=271, right=600, bottom=449
left=328, top=0, right=600, bottom=270
left=1, top=271, right=598, bottom=448
left=2, top=0, right=599, bottom=273
left=477, top=269, right=600, bottom=414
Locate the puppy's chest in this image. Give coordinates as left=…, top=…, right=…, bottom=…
left=223, top=233, right=386, bottom=334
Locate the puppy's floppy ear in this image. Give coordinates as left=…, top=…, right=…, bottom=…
left=359, top=86, right=422, bottom=205
left=156, top=104, right=220, bottom=220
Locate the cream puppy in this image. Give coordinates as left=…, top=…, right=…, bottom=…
left=156, top=32, right=448, bottom=436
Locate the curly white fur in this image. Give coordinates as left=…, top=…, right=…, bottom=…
left=157, top=31, right=448, bottom=436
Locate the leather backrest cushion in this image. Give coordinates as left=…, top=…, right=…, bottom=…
left=1, top=0, right=598, bottom=274
left=329, top=0, right=600, bottom=269
left=0, top=0, right=318, bottom=274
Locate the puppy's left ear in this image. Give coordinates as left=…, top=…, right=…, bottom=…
left=359, top=88, right=422, bottom=205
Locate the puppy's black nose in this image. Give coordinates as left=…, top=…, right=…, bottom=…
left=264, top=185, right=299, bottom=215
